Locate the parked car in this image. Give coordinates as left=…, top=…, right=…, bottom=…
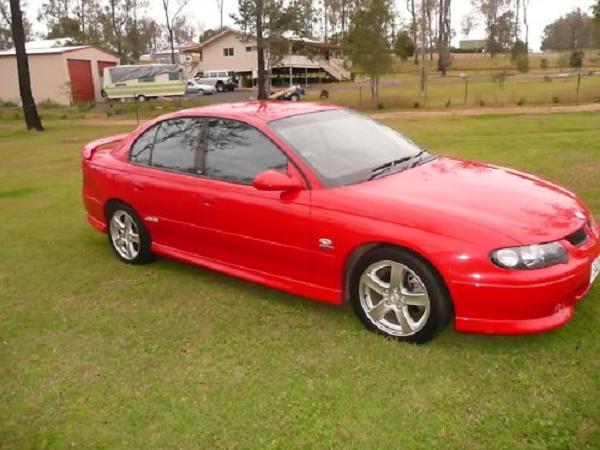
left=186, top=79, right=216, bottom=95
left=268, top=84, right=305, bottom=101
left=194, top=70, right=238, bottom=92
left=81, top=102, right=600, bottom=344
left=101, top=64, right=186, bottom=102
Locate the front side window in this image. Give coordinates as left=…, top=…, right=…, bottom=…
left=204, top=119, right=287, bottom=184
left=151, top=118, right=203, bottom=173
left=270, top=109, right=430, bottom=187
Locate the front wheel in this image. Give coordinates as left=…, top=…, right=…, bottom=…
left=350, top=247, right=452, bottom=344
left=107, top=203, right=154, bottom=264
left=216, top=82, right=224, bottom=92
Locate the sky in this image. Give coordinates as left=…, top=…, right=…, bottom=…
left=25, top=0, right=597, bottom=52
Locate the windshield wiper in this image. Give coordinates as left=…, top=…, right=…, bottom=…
left=368, top=151, right=425, bottom=181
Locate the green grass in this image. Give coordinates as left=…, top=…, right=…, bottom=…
left=308, top=73, right=600, bottom=110
left=1, top=113, right=599, bottom=449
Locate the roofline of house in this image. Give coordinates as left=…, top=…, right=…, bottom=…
left=181, top=27, right=340, bottom=53
left=0, top=44, right=119, bottom=59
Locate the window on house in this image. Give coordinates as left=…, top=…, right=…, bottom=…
left=223, top=47, right=234, bottom=56
left=245, top=46, right=257, bottom=52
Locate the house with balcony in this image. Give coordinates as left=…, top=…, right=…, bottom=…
left=181, top=27, right=350, bottom=86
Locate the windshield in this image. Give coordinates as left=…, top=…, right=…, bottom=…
left=269, top=109, right=433, bottom=187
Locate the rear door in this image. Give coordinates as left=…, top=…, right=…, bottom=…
left=126, top=117, right=207, bottom=254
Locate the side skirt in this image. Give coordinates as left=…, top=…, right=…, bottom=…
left=151, top=242, right=342, bottom=305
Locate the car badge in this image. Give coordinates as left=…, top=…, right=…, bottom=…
left=318, top=238, right=335, bottom=251
left=575, top=211, right=586, bottom=220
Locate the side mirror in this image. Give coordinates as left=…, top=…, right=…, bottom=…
left=253, top=170, right=304, bottom=192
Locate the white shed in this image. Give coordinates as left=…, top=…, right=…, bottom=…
left=0, top=39, right=120, bottom=104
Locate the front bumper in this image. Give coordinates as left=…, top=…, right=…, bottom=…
left=450, top=232, right=599, bottom=335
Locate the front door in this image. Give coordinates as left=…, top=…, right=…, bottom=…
left=192, top=118, right=312, bottom=283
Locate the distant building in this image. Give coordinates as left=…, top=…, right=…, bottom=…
left=182, top=27, right=350, bottom=85
left=140, top=48, right=186, bottom=65
left=0, top=39, right=119, bottom=104
left=459, top=39, right=487, bottom=52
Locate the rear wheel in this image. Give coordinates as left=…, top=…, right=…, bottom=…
left=107, top=203, right=154, bottom=264
left=216, top=82, right=225, bottom=92
left=350, top=247, right=452, bottom=344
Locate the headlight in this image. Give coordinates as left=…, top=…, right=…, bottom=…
left=491, top=242, right=568, bottom=270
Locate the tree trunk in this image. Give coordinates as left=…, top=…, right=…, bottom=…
left=409, top=0, right=418, bottom=65
left=256, top=0, right=267, bottom=100
left=169, top=29, right=175, bottom=64
left=437, top=0, right=451, bottom=76
left=9, top=0, right=43, bottom=131
left=419, top=0, right=426, bottom=94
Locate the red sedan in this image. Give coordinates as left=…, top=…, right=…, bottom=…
left=81, top=102, right=600, bottom=343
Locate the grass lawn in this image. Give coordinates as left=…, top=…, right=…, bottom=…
left=307, top=73, right=600, bottom=110
left=1, top=112, right=599, bottom=449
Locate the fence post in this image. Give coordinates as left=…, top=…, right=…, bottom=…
left=576, top=71, right=581, bottom=100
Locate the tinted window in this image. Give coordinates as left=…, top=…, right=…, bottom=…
left=150, top=118, right=203, bottom=173
left=130, top=125, right=158, bottom=165
left=168, top=72, right=181, bottom=80
left=205, top=120, right=287, bottom=184
left=270, top=109, right=428, bottom=187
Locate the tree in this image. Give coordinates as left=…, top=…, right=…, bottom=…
left=393, top=30, right=415, bottom=61
left=233, top=0, right=312, bottom=100
left=216, top=0, right=224, bottom=29
left=345, top=0, right=394, bottom=105
left=541, top=9, right=599, bottom=51
left=569, top=49, right=584, bottom=68
left=407, top=0, right=418, bottom=64
left=437, top=0, right=451, bottom=75
left=469, top=0, right=511, bottom=57
left=521, top=0, right=528, bottom=48
left=9, top=0, right=43, bottom=130
left=1, top=0, right=31, bottom=49
left=162, top=0, right=190, bottom=64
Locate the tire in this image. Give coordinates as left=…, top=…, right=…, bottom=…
left=290, top=94, right=300, bottom=101
left=198, top=89, right=205, bottom=96
left=216, top=82, right=224, bottom=92
left=350, top=247, right=452, bottom=344
left=107, top=202, right=154, bottom=265
left=136, top=95, right=147, bottom=102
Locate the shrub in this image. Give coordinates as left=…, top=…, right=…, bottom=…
left=515, top=55, right=529, bottom=73
left=540, top=58, right=549, bottom=69
left=445, top=98, right=451, bottom=108
left=569, top=50, right=584, bottom=68
left=38, top=99, right=62, bottom=109
left=478, top=98, right=486, bottom=107
left=413, top=101, right=420, bottom=109
left=0, top=100, right=18, bottom=107
left=543, top=75, right=553, bottom=83
left=376, top=102, right=385, bottom=110
left=552, top=95, right=560, bottom=104
left=517, top=97, right=525, bottom=106
left=492, top=71, right=509, bottom=88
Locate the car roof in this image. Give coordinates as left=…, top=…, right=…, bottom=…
left=176, top=101, right=343, bottom=123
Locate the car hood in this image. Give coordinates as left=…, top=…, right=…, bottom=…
left=335, top=157, right=587, bottom=245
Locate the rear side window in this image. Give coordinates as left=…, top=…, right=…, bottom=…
left=130, top=118, right=203, bottom=173
left=218, top=71, right=227, bottom=77
left=204, top=119, right=287, bottom=184
left=151, top=118, right=203, bottom=173
left=130, top=126, right=157, bottom=165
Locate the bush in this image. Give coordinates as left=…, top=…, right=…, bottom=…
left=376, top=102, right=385, bottom=110
left=540, top=58, right=549, bottom=69
left=478, top=98, right=486, bottom=107
left=543, top=75, right=553, bottom=83
left=413, top=101, right=420, bottom=109
left=552, top=95, right=560, bottom=104
left=492, top=71, right=509, bottom=88
left=517, top=97, right=525, bottom=106
left=445, top=98, right=451, bottom=108
left=569, top=50, right=584, bottom=68
left=38, top=99, right=62, bottom=109
left=0, top=100, right=18, bottom=107
left=515, top=55, right=529, bottom=73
